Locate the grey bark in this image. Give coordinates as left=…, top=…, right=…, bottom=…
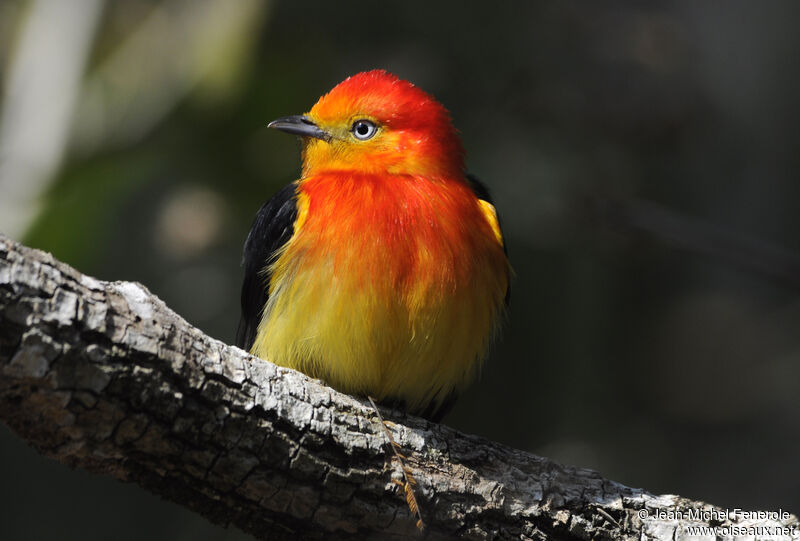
left=0, top=234, right=797, bottom=540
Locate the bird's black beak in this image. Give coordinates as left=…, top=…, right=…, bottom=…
left=268, top=115, right=331, bottom=141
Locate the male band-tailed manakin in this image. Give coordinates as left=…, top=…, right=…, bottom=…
left=237, top=70, right=510, bottom=421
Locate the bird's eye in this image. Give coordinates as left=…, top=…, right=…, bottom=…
left=351, top=119, right=378, bottom=140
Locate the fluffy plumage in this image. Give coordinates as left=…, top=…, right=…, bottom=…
left=237, top=70, right=510, bottom=420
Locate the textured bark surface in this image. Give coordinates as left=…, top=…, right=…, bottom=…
left=0, top=234, right=797, bottom=540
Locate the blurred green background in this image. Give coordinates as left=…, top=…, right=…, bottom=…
left=1, top=0, right=799, bottom=539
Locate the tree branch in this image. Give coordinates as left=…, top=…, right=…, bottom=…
left=0, top=234, right=796, bottom=540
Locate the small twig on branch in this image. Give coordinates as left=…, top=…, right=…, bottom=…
left=368, top=395, right=424, bottom=532
left=0, top=234, right=797, bottom=540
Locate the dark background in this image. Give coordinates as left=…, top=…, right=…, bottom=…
left=1, top=1, right=798, bottom=539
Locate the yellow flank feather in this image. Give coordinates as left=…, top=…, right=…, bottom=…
left=478, top=199, right=504, bottom=247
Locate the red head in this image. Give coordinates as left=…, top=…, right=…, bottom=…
left=269, top=70, right=465, bottom=179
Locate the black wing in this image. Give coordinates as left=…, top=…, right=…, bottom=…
left=236, top=182, right=299, bottom=351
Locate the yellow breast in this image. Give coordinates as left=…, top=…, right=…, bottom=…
left=250, top=173, right=508, bottom=415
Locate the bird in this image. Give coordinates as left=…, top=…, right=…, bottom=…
left=236, top=70, right=509, bottom=422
